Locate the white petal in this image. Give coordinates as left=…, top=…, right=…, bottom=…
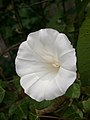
left=20, top=73, right=49, bottom=102
left=20, top=71, right=47, bottom=91
left=20, top=70, right=57, bottom=102
left=55, top=33, right=73, bottom=57
left=44, top=80, right=63, bottom=100
left=27, top=29, right=59, bottom=63
left=25, top=80, right=48, bottom=102
left=59, top=49, right=77, bottom=72
left=16, top=41, right=46, bottom=63
left=55, top=67, right=76, bottom=94
left=15, top=41, right=52, bottom=77
left=38, top=28, right=59, bottom=52
left=15, top=57, right=51, bottom=77
left=27, top=28, right=59, bottom=51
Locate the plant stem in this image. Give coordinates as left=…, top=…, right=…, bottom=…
left=36, top=96, right=66, bottom=116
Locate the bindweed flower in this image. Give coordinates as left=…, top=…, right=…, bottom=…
left=15, top=28, right=77, bottom=102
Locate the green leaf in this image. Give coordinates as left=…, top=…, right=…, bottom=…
left=0, top=87, right=5, bottom=103
left=0, top=113, right=7, bottom=120
left=19, top=5, right=29, bottom=18
left=29, top=112, right=40, bottom=120
left=29, top=98, right=52, bottom=110
left=63, top=105, right=82, bottom=120
left=3, top=91, right=18, bottom=105
left=77, top=7, right=90, bottom=86
left=9, top=97, right=29, bottom=119
left=65, top=80, right=81, bottom=98
left=82, top=98, right=90, bottom=112
left=28, top=98, right=52, bottom=120
left=13, top=76, right=21, bottom=92
left=76, top=0, right=90, bottom=25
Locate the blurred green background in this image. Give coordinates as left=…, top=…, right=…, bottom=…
left=0, top=0, right=90, bottom=120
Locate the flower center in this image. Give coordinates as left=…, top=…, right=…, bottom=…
left=52, top=61, right=60, bottom=68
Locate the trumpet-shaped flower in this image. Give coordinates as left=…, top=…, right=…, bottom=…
left=15, top=28, right=76, bottom=102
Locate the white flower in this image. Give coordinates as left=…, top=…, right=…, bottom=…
left=15, top=28, right=77, bottom=102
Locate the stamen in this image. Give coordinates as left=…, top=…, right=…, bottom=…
left=52, top=63, right=60, bottom=68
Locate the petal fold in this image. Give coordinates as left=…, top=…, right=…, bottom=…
left=15, top=41, right=51, bottom=77
left=20, top=70, right=58, bottom=102
left=55, top=67, right=76, bottom=94
left=55, top=33, right=73, bottom=57
left=59, top=49, right=77, bottom=72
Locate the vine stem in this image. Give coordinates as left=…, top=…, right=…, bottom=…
left=0, top=43, right=20, bottom=57
left=36, top=96, right=66, bottom=116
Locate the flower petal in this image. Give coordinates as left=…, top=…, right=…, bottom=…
left=27, top=29, right=59, bottom=63
left=55, top=33, right=73, bottom=57
left=27, top=80, right=47, bottom=102
left=15, top=41, right=52, bottom=77
left=38, top=28, right=59, bottom=52
left=59, top=49, right=77, bottom=72
left=55, top=67, right=76, bottom=94
left=20, top=70, right=57, bottom=102
left=44, top=80, right=63, bottom=100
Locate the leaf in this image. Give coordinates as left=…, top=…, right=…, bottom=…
left=0, top=113, right=6, bottom=120
left=29, top=98, right=52, bottom=110
left=63, top=105, right=82, bottom=120
left=0, top=80, right=2, bottom=86
left=9, top=97, right=29, bottom=119
left=76, top=0, right=90, bottom=25
left=29, top=112, right=40, bottom=120
left=3, top=91, right=18, bottom=105
left=28, top=98, right=52, bottom=120
left=77, top=6, right=90, bottom=86
left=65, top=80, right=81, bottom=98
left=0, top=87, right=5, bottom=103
left=82, top=98, right=90, bottom=112
left=13, top=76, right=21, bottom=92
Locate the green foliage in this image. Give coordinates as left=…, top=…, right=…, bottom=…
left=0, top=86, right=5, bottom=103
left=29, top=98, right=52, bottom=110
left=3, top=91, right=18, bottom=105
left=0, top=113, right=6, bottom=120
left=0, top=0, right=90, bottom=120
left=9, top=97, right=29, bottom=119
left=77, top=5, right=90, bottom=86
left=82, top=98, right=90, bottom=112
left=65, top=80, right=81, bottom=98
left=63, top=105, right=83, bottom=120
